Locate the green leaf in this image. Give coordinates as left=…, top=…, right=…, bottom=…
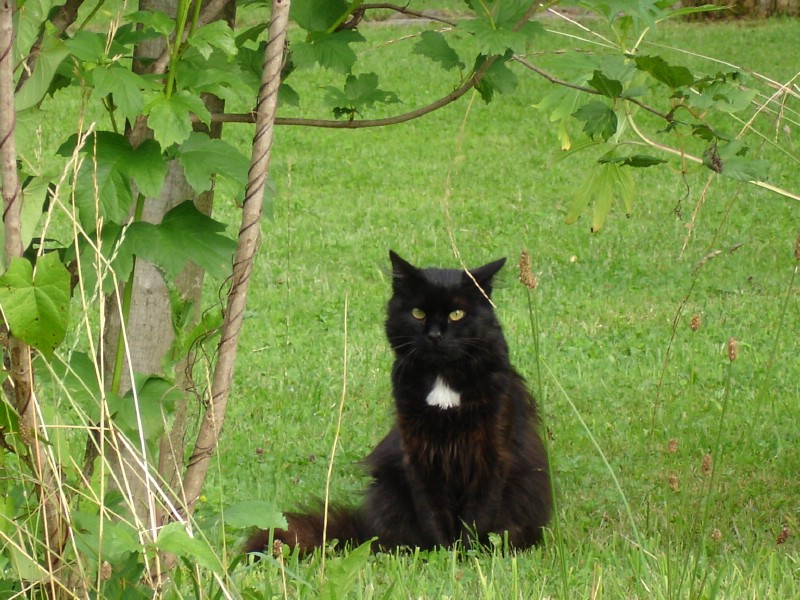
left=236, top=23, right=268, bottom=47
left=155, top=522, right=223, bottom=575
left=107, top=375, right=180, bottom=444
left=291, top=0, right=349, bottom=32
left=691, top=124, right=719, bottom=142
left=634, top=55, right=694, bottom=89
left=34, top=352, right=105, bottom=419
left=318, top=540, right=373, bottom=600
left=126, top=10, right=175, bottom=36
left=59, top=132, right=166, bottom=228
left=590, top=166, right=615, bottom=232
left=146, top=91, right=211, bottom=149
left=588, top=70, right=623, bottom=98
left=73, top=512, right=143, bottom=562
left=177, top=133, right=249, bottom=200
left=128, top=139, right=168, bottom=198
left=92, top=66, right=151, bottom=125
left=224, top=501, right=287, bottom=530
left=19, top=176, right=49, bottom=251
left=475, top=56, right=517, bottom=103
left=413, top=31, right=465, bottom=71
left=0, top=253, right=70, bottom=357
left=187, top=21, right=237, bottom=60
left=0, top=398, right=19, bottom=435
left=177, top=52, right=259, bottom=105
left=279, top=83, right=301, bottom=108
left=64, top=31, right=107, bottom=63
left=70, top=224, right=121, bottom=296
left=58, top=131, right=133, bottom=231
left=324, top=73, right=401, bottom=115
left=12, top=0, right=51, bottom=62
left=610, top=161, right=635, bottom=218
left=702, top=139, right=768, bottom=181
left=566, top=163, right=634, bottom=231
left=689, top=74, right=756, bottom=113
left=573, top=101, right=618, bottom=141
left=292, top=30, right=365, bottom=73
left=599, top=154, right=666, bottom=168
left=15, top=35, right=70, bottom=111
left=119, top=201, right=236, bottom=280
left=535, top=86, right=585, bottom=150
left=717, top=157, right=769, bottom=182
left=466, top=0, right=541, bottom=29
left=459, top=17, right=530, bottom=56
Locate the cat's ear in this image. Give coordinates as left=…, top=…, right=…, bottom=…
left=389, top=251, right=423, bottom=289
left=468, top=258, right=506, bottom=297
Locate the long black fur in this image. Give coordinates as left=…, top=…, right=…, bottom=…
left=245, top=251, right=552, bottom=555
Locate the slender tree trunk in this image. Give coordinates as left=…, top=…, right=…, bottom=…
left=1, top=0, right=67, bottom=584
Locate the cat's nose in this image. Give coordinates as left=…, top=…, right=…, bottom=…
left=427, top=325, right=443, bottom=343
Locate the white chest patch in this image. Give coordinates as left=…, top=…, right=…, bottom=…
left=425, top=376, right=461, bottom=409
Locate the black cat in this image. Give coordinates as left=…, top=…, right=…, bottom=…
left=244, top=251, right=551, bottom=554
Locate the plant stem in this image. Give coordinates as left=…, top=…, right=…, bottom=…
left=165, top=0, right=192, bottom=98
left=321, top=294, right=348, bottom=580
left=524, top=287, right=569, bottom=600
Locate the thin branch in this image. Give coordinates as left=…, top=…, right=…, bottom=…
left=196, top=60, right=498, bottom=129
left=197, top=52, right=677, bottom=131
left=358, top=3, right=457, bottom=26
left=192, top=1, right=554, bottom=129
left=625, top=110, right=800, bottom=203
left=512, top=55, right=675, bottom=123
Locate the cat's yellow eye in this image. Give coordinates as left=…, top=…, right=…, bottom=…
left=449, top=309, right=466, bottom=322
left=411, top=308, right=426, bottom=320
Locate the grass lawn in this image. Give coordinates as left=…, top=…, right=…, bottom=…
left=184, top=12, right=800, bottom=599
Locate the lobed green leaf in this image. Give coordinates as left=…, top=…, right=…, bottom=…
left=291, top=30, right=365, bottom=73
left=91, top=66, right=152, bottom=125
left=177, top=133, right=249, bottom=199
left=634, top=55, right=694, bottom=89
left=119, top=200, right=236, bottom=280
left=413, top=31, right=465, bottom=71
left=187, top=21, right=238, bottom=60
left=573, top=101, right=618, bottom=141
left=588, top=70, right=623, bottom=98
left=291, top=0, right=350, bottom=32
left=0, top=253, right=70, bottom=357
left=59, top=132, right=167, bottom=228
left=475, top=55, right=518, bottom=103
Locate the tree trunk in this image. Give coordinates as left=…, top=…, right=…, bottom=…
left=100, top=0, right=235, bottom=538
left=1, top=0, right=67, bottom=582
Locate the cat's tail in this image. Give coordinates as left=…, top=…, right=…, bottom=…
left=243, top=506, right=368, bottom=556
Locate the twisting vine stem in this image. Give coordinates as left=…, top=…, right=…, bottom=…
left=178, top=0, right=291, bottom=525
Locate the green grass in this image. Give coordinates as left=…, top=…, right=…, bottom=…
left=185, top=14, right=800, bottom=599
